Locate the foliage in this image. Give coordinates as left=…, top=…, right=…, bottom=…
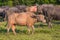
left=0, top=0, right=60, bottom=6
left=7, top=0, right=13, bottom=7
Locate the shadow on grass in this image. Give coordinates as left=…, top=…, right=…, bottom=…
left=15, top=29, right=27, bottom=34
left=0, top=27, right=51, bottom=34
left=35, top=29, right=51, bottom=34
left=52, top=21, right=60, bottom=24
left=34, top=24, right=47, bottom=28
left=0, top=28, right=6, bottom=34
left=0, top=29, right=51, bottom=35
left=0, top=28, right=27, bottom=34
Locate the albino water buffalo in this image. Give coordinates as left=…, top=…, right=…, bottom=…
left=6, top=12, right=37, bottom=35
left=26, top=5, right=37, bottom=13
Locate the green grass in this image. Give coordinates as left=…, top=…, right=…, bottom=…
left=0, top=21, right=60, bottom=40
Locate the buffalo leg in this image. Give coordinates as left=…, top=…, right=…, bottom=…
left=27, top=26, right=31, bottom=34
left=48, top=17, right=52, bottom=28
left=48, top=22, right=52, bottom=28
left=31, top=25, right=35, bottom=34
left=11, top=25, right=16, bottom=35
left=6, top=24, right=11, bottom=34
left=46, top=17, right=52, bottom=28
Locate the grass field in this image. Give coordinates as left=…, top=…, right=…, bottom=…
left=0, top=21, right=60, bottom=40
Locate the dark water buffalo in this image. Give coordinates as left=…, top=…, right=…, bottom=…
left=37, top=4, right=54, bottom=28
left=37, top=4, right=60, bottom=28
left=0, top=5, right=27, bottom=21
left=5, top=6, right=21, bottom=21
left=37, top=4, right=54, bottom=14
